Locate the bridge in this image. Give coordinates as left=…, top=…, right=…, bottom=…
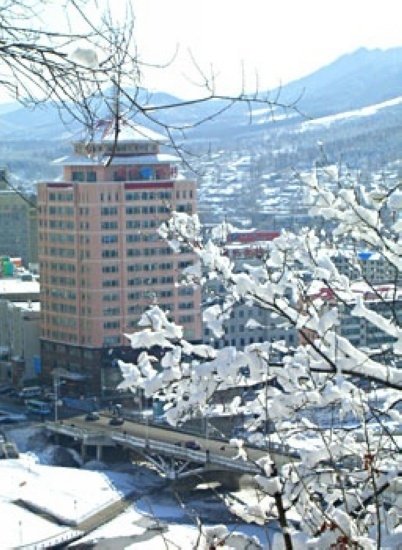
left=45, top=413, right=299, bottom=480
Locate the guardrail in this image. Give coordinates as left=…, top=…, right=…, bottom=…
left=46, top=421, right=296, bottom=473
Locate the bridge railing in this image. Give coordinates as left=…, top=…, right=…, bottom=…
left=45, top=421, right=297, bottom=472
left=111, top=431, right=260, bottom=473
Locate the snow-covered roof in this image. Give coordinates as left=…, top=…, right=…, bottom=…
left=0, top=278, right=40, bottom=297
left=53, top=153, right=180, bottom=167
left=79, top=119, right=168, bottom=144
left=12, top=301, right=40, bottom=313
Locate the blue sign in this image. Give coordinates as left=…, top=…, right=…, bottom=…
left=33, top=356, right=41, bottom=374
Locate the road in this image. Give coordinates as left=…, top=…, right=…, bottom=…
left=64, top=411, right=277, bottom=464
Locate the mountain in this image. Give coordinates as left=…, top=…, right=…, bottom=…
left=2, top=46, right=402, bottom=175
left=274, top=47, right=402, bottom=117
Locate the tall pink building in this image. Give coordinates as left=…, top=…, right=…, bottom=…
left=38, top=120, right=201, bottom=394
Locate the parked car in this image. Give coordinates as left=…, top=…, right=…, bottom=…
left=0, top=411, right=27, bottom=424
left=18, top=386, right=42, bottom=400
left=85, top=411, right=100, bottom=421
left=109, top=416, right=124, bottom=426
left=6, top=389, right=19, bottom=398
left=184, top=440, right=201, bottom=450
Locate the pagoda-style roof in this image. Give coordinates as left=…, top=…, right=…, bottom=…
left=78, top=119, right=168, bottom=144
left=53, top=153, right=180, bottom=167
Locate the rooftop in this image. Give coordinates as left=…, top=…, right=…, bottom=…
left=78, top=119, right=168, bottom=144
left=53, top=153, right=180, bottom=167
left=0, top=277, right=40, bottom=298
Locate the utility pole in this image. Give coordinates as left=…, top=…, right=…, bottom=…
left=53, top=374, right=58, bottom=423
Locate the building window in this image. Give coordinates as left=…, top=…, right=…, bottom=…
left=104, top=335, right=120, bottom=345
left=103, top=293, right=119, bottom=301
left=113, top=168, right=126, bottom=181
left=179, top=315, right=194, bottom=324
left=103, top=307, right=120, bottom=316
left=87, top=171, right=97, bottom=182
left=72, top=171, right=84, bottom=182
left=102, top=235, right=118, bottom=244
left=101, top=206, right=118, bottom=215
left=102, top=279, right=119, bottom=287
left=104, top=320, right=120, bottom=329
left=102, top=249, right=118, bottom=258
left=102, top=265, right=119, bottom=273
left=101, top=221, right=118, bottom=229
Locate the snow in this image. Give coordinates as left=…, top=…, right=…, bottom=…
left=0, top=452, right=138, bottom=547
left=298, top=95, right=402, bottom=131
left=0, top=426, right=275, bottom=549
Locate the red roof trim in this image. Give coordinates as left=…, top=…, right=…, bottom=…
left=124, top=181, right=174, bottom=190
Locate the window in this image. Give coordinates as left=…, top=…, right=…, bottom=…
left=126, top=206, right=141, bottom=215
left=104, top=335, right=120, bottom=345
left=102, top=249, right=118, bottom=258
left=102, top=235, right=118, bottom=244
left=103, top=293, right=119, bottom=301
left=125, top=192, right=140, bottom=201
left=127, top=264, right=142, bottom=272
left=102, top=279, right=119, bottom=287
left=72, top=171, right=84, bottom=182
left=127, top=220, right=141, bottom=229
left=127, top=248, right=141, bottom=257
left=126, top=234, right=141, bottom=243
left=101, top=206, right=118, bottom=215
left=102, top=265, right=119, bottom=273
left=87, top=171, right=97, bottom=182
left=113, top=168, right=126, bottom=181
left=101, top=221, right=118, bottom=230
left=179, top=315, right=194, bottom=324
left=104, top=320, right=120, bottom=329
left=178, top=302, right=194, bottom=310
left=178, top=286, right=194, bottom=296
left=128, top=278, right=142, bottom=286
left=103, top=307, right=120, bottom=316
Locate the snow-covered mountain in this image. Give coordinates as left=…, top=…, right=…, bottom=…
left=2, top=46, right=402, bottom=175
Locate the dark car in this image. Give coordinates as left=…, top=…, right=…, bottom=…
left=109, top=416, right=124, bottom=426
left=85, top=411, right=100, bottom=421
left=184, top=440, right=201, bottom=450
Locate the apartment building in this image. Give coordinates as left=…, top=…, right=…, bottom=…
left=0, top=167, right=38, bottom=265
left=37, top=120, right=201, bottom=394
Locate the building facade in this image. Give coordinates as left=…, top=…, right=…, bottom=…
left=37, top=120, right=201, bottom=394
left=0, top=168, right=38, bottom=265
left=0, top=273, right=41, bottom=385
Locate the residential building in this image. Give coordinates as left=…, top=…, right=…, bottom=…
left=37, top=119, right=201, bottom=394
left=0, top=167, right=38, bottom=265
left=0, top=273, right=41, bottom=385
left=203, top=230, right=297, bottom=350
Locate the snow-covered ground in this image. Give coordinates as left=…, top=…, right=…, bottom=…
left=0, top=426, right=276, bottom=549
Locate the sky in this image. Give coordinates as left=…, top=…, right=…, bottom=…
left=2, top=0, right=402, bottom=103
left=130, top=0, right=402, bottom=98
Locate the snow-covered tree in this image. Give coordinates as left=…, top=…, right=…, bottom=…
left=119, top=164, right=402, bottom=549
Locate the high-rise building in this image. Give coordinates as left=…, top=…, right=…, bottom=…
left=0, top=167, right=38, bottom=265
left=37, top=120, right=201, bottom=394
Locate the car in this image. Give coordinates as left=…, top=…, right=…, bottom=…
left=184, top=440, right=201, bottom=450
left=0, top=412, right=27, bottom=424
left=109, top=416, right=124, bottom=426
left=85, top=411, right=100, bottom=421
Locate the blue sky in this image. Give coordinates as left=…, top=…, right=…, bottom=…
left=131, top=0, right=402, bottom=98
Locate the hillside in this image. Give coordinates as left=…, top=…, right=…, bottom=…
left=1, top=46, right=402, bottom=180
